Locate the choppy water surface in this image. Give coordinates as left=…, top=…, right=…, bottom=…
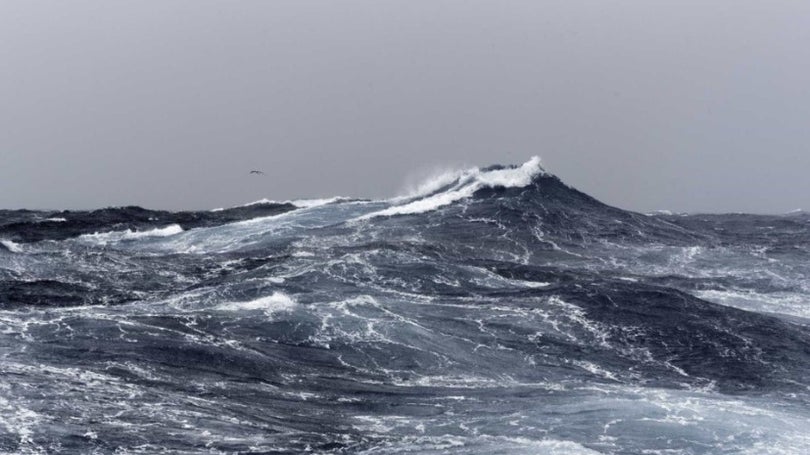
left=2, top=158, right=809, bottom=454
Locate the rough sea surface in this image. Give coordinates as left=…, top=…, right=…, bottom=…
left=2, top=158, right=809, bottom=454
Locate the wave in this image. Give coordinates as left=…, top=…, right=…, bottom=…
left=215, top=292, right=296, bottom=315
left=0, top=239, right=23, bottom=253
left=362, top=156, right=545, bottom=218
left=0, top=203, right=297, bottom=244
left=227, top=196, right=349, bottom=211
left=2, top=157, right=810, bottom=454
left=77, top=224, right=184, bottom=244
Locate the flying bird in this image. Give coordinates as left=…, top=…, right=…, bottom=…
left=249, top=170, right=265, bottom=175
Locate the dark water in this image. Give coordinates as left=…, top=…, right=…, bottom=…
left=2, top=158, right=809, bottom=454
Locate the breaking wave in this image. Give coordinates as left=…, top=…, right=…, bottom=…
left=78, top=224, right=185, bottom=244
left=0, top=239, right=23, bottom=253
left=365, top=156, right=545, bottom=218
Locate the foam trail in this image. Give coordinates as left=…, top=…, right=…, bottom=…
left=363, top=156, right=544, bottom=218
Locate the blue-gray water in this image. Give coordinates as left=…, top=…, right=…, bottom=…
left=2, top=159, right=809, bottom=454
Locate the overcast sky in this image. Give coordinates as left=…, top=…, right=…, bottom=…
left=1, top=1, right=808, bottom=213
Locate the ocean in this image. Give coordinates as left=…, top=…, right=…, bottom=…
left=2, top=157, right=809, bottom=454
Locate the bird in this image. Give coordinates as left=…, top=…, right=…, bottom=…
left=249, top=170, right=265, bottom=175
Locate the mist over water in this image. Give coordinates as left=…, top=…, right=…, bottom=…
left=2, top=158, right=810, bottom=454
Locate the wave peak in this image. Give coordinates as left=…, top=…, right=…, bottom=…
left=364, top=156, right=546, bottom=218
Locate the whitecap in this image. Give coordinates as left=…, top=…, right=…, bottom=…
left=236, top=196, right=346, bottom=210
left=78, top=224, right=184, bottom=245
left=216, top=292, right=296, bottom=315
left=362, top=156, right=545, bottom=219
left=0, top=239, right=23, bottom=253
left=239, top=198, right=281, bottom=207
left=289, top=197, right=346, bottom=209
left=696, top=289, right=810, bottom=318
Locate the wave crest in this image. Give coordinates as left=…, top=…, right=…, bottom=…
left=78, top=224, right=184, bottom=245
left=364, top=156, right=545, bottom=218
left=215, top=292, right=296, bottom=315
left=0, top=239, right=23, bottom=253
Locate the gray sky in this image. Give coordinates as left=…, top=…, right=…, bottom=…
left=1, top=1, right=809, bottom=213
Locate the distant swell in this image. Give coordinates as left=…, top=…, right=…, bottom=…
left=0, top=202, right=296, bottom=244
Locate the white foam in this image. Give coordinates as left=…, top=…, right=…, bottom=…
left=237, top=196, right=345, bottom=210
left=0, top=239, right=23, bottom=253
left=351, top=432, right=603, bottom=455
left=501, top=438, right=603, bottom=455
left=43, top=217, right=67, bottom=222
left=369, top=186, right=476, bottom=218
left=0, top=392, right=43, bottom=451
left=78, top=224, right=184, bottom=244
left=395, top=167, right=475, bottom=201
left=117, top=224, right=184, bottom=239
left=696, top=289, right=810, bottom=318
left=240, top=198, right=280, bottom=207
left=575, top=360, right=620, bottom=381
left=216, top=292, right=296, bottom=315
left=290, top=197, right=345, bottom=209
left=521, top=281, right=551, bottom=288
left=363, top=156, right=545, bottom=219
